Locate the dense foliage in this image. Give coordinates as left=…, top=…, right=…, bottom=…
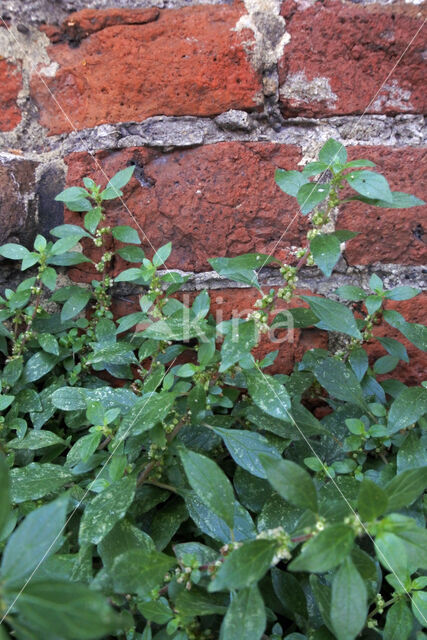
left=0, top=139, right=426, bottom=640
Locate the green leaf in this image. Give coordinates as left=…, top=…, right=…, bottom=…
left=55, top=186, right=88, bottom=202
left=116, top=391, right=176, bottom=438
left=0, top=243, right=30, bottom=260
left=185, top=494, right=255, bottom=543
left=348, top=191, right=425, bottom=209
left=88, top=343, right=137, bottom=366
left=220, top=585, right=266, bottom=640
left=374, top=531, right=408, bottom=578
left=275, top=169, right=308, bottom=196
left=50, top=224, right=91, bottom=239
left=301, top=296, right=362, bottom=339
left=245, top=370, right=291, bottom=420
left=302, top=161, right=329, bottom=177
left=310, top=575, right=333, bottom=632
left=98, top=519, right=155, bottom=570
left=297, top=182, right=331, bottom=215
left=397, top=431, right=427, bottom=472
left=330, top=558, right=367, bottom=640
left=107, top=165, right=135, bottom=191
left=334, top=285, right=367, bottom=301
left=1, top=495, right=68, bottom=583
left=51, top=387, right=87, bottom=411
left=272, top=307, right=318, bottom=329
left=343, top=159, right=375, bottom=169
left=349, top=347, right=368, bottom=381
left=153, top=242, right=172, bottom=267
left=377, top=337, right=409, bottom=362
left=38, top=333, right=60, bottom=356
left=61, top=288, right=91, bottom=322
left=79, top=474, right=136, bottom=545
left=319, top=138, right=347, bottom=167
left=13, top=581, right=120, bottom=640
left=346, top=170, right=393, bottom=203
left=357, top=478, right=388, bottom=521
left=412, top=590, right=427, bottom=627
left=260, top=455, right=318, bottom=512
left=213, top=427, right=280, bottom=479
left=84, top=207, right=102, bottom=234
left=385, top=286, right=420, bottom=301
left=22, top=351, right=58, bottom=383
left=271, top=568, right=308, bottom=620
left=138, top=598, right=173, bottom=624
left=314, top=358, right=366, bottom=410
left=373, top=355, right=399, bottom=374
left=209, top=254, right=275, bottom=289
left=219, top=320, right=258, bottom=372
left=179, top=448, right=235, bottom=529
left=175, top=587, right=227, bottom=618
left=388, top=387, right=427, bottom=434
left=112, top=225, right=140, bottom=245
left=209, top=539, right=276, bottom=592
left=383, top=600, right=413, bottom=640
left=117, top=245, right=145, bottom=262
left=310, top=233, right=341, bottom=277
left=8, top=430, right=65, bottom=450
left=111, top=548, right=175, bottom=597
left=0, top=454, right=11, bottom=533
left=289, top=525, right=354, bottom=573
left=385, top=468, right=427, bottom=512
left=10, top=463, right=73, bottom=503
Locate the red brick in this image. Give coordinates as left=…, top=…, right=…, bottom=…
left=0, top=59, right=22, bottom=131
left=336, top=147, right=426, bottom=266
left=64, top=142, right=307, bottom=276
left=279, top=0, right=426, bottom=117
left=111, top=287, right=328, bottom=375
left=367, top=293, right=427, bottom=386
left=31, top=5, right=261, bottom=134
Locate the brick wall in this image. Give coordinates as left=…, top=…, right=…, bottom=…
left=0, top=0, right=425, bottom=382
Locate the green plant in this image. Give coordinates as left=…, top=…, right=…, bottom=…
left=0, top=139, right=426, bottom=640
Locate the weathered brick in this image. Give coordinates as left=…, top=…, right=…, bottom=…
left=0, top=59, right=22, bottom=131
left=31, top=5, right=262, bottom=134
left=64, top=142, right=306, bottom=276
left=0, top=153, right=39, bottom=247
left=368, top=293, right=427, bottom=385
left=337, top=146, right=426, bottom=266
left=279, top=0, right=426, bottom=117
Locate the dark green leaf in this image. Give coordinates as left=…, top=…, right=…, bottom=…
left=260, top=455, right=317, bottom=512
left=111, top=548, right=175, bottom=597
left=1, top=495, right=68, bottom=583
left=330, top=558, right=367, bottom=640
left=271, top=568, right=308, bottom=620
left=138, top=598, right=173, bottom=624
left=213, top=427, right=280, bottom=479
left=220, top=585, right=266, bottom=640
left=219, top=320, right=258, bottom=373
left=357, top=478, right=388, bottom=521
left=13, top=581, right=120, bottom=640
left=0, top=454, right=10, bottom=533
left=314, top=358, right=366, bottom=410
left=245, top=370, right=291, bottom=420
left=301, top=296, right=362, bottom=339
left=383, top=600, right=413, bottom=640
left=61, top=287, right=91, bottom=322
left=116, top=392, right=175, bottom=438
left=180, top=448, right=234, bottom=529
left=10, top=463, right=73, bottom=503
left=289, top=525, right=354, bottom=573
left=185, top=494, right=255, bottom=543
left=385, top=286, right=420, bottom=301
left=8, top=430, right=65, bottom=450
left=334, top=286, right=367, bottom=301
left=385, top=468, right=427, bottom=512
left=79, top=474, right=136, bottom=545
left=209, top=539, right=276, bottom=592
left=388, top=387, right=427, bottom=434
left=23, top=351, right=58, bottom=383
left=209, top=254, right=275, bottom=289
